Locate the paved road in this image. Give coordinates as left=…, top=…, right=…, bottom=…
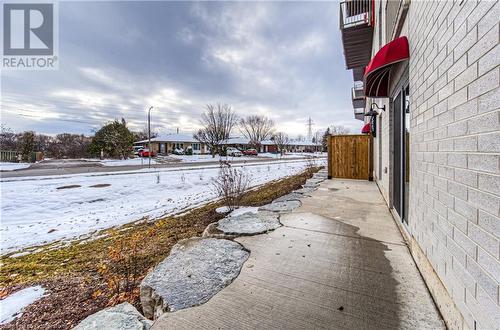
left=0, top=157, right=324, bottom=179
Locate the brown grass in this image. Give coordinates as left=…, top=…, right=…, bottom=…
left=0, top=168, right=319, bottom=329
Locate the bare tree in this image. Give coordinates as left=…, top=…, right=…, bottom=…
left=272, top=132, right=290, bottom=156
left=239, top=115, right=274, bottom=149
left=312, top=130, right=323, bottom=152
left=212, top=161, right=250, bottom=211
left=133, top=125, right=158, bottom=142
left=329, top=125, right=350, bottom=135
left=194, top=103, right=238, bottom=157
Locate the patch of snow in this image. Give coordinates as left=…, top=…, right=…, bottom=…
left=228, top=207, right=260, bottom=217
left=0, top=162, right=30, bottom=171
left=0, top=286, right=46, bottom=325
left=100, top=158, right=158, bottom=166
left=215, top=206, right=230, bottom=214
left=215, top=206, right=259, bottom=216
left=257, top=152, right=327, bottom=159
left=169, top=154, right=260, bottom=163
left=1, top=159, right=325, bottom=254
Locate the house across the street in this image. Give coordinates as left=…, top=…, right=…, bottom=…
left=134, top=134, right=208, bottom=154
left=135, top=134, right=322, bottom=155
left=221, top=137, right=321, bottom=153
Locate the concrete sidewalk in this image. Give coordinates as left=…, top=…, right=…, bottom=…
left=152, top=179, right=445, bottom=329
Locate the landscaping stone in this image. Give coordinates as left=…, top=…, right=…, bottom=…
left=217, top=211, right=281, bottom=235
left=303, top=182, right=320, bottom=188
left=74, top=302, right=152, bottom=330
left=140, top=238, right=249, bottom=319
left=259, top=200, right=301, bottom=213
left=313, top=172, right=327, bottom=179
left=307, top=178, right=324, bottom=185
left=273, top=192, right=304, bottom=203
left=294, top=187, right=316, bottom=194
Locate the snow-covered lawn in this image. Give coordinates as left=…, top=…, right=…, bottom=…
left=257, top=152, right=326, bottom=159
left=0, top=162, right=30, bottom=171
left=1, top=159, right=325, bottom=254
left=169, top=154, right=259, bottom=162
left=169, top=152, right=326, bottom=162
left=99, top=158, right=158, bottom=166
left=0, top=286, right=46, bottom=325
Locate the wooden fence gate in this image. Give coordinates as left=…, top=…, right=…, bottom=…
left=327, top=134, right=373, bottom=180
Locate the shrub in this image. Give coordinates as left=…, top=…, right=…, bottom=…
left=97, top=233, right=151, bottom=304
left=212, top=161, right=249, bottom=211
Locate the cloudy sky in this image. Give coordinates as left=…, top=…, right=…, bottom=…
left=1, top=1, right=361, bottom=137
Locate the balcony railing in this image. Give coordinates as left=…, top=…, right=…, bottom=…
left=354, top=107, right=365, bottom=121
left=352, top=81, right=366, bottom=109
left=352, top=81, right=364, bottom=99
left=340, top=0, right=373, bottom=29
left=339, top=0, right=374, bottom=70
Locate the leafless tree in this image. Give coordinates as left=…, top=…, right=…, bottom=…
left=212, top=161, right=250, bottom=211
left=194, top=103, right=238, bottom=157
left=312, top=130, right=323, bottom=152
left=133, top=125, right=158, bottom=142
left=239, top=115, right=274, bottom=149
left=272, top=132, right=290, bottom=156
left=329, top=125, right=350, bottom=135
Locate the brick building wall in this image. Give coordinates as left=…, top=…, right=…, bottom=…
left=366, top=0, right=499, bottom=328
left=406, top=1, right=499, bottom=329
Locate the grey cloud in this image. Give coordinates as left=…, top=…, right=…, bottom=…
left=1, top=1, right=361, bottom=136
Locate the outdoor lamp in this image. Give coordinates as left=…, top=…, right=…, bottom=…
left=368, top=102, right=386, bottom=115
left=364, top=109, right=378, bottom=117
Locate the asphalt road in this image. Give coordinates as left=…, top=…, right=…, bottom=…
left=0, top=157, right=324, bottom=179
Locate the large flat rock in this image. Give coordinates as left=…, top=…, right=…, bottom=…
left=217, top=211, right=281, bottom=235
left=258, top=200, right=301, bottom=213
left=294, top=187, right=316, bottom=195
left=140, top=238, right=249, bottom=319
left=273, top=192, right=304, bottom=203
left=74, top=302, right=152, bottom=330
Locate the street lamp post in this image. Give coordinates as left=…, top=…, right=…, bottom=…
left=148, top=106, right=153, bottom=169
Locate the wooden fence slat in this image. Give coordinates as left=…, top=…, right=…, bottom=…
left=327, top=135, right=372, bottom=180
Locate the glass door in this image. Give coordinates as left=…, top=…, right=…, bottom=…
left=393, top=85, right=410, bottom=224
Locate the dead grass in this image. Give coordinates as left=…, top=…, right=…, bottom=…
left=0, top=167, right=320, bottom=329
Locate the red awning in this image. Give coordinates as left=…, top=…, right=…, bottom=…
left=364, top=36, right=409, bottom=97
left=361, top=123, right=371, bottom=134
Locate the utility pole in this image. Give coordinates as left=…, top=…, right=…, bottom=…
left=148, top=106, right=153, bottom=169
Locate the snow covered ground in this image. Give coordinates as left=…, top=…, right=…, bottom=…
left=1, top=159, right=325, bottom=254
left=169, top=154, right=259, bottom=162
left=82, top=152, right=326, bottom=166
left=169, top=152, right=326, bottom=162
left=0, top=162, right=31, bottom=171
left=99, top=158, right=158, bottom=166
left=0, top=286, right=46, bottom=325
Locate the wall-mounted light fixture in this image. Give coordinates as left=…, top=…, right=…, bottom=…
left=371, top=102, right=386, bottom=113
left=363, top=103, right=384, bottom=138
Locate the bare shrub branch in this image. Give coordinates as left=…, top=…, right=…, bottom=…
left=212, top=161, right=250, bottom=211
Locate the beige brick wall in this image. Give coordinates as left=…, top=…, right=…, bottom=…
left=407, top=1, right=499, bottom=329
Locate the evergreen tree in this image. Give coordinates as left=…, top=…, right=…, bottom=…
left=89, top=120, right=134, bottom=159
left=321, top=127, right=331, bottom=152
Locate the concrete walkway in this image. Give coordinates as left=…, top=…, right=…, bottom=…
left=152, top=179, right=445, bottom=329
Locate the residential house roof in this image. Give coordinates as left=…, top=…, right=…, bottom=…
left=135, top=133, right=198, bottom=144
